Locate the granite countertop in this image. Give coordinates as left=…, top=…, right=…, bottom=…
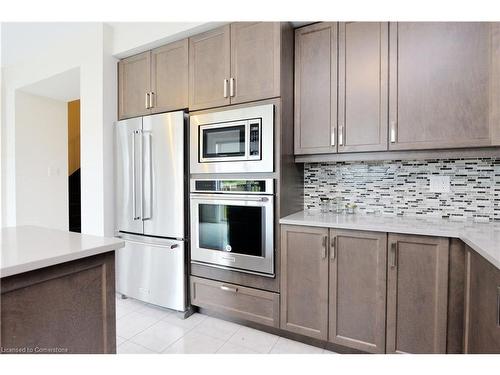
left=1, top=226, right=125, bottom=277
left=280, top=210, right=500, bottom=270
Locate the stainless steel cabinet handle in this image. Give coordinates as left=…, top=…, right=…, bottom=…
left=229, top=77, right=235, bottom=97
left=220, top=285, right=238, bottom=293
left=390, top=242, right=398, bottom=268
left=390, top=121, right=397, bottom=143
left=149, top=92, right=155, bottom=108
left=339, top=124, right=344, bottom=146
left=223, top=79, right=228, bottom=98
left=331, top=236, right=337, bottom=260
left=145, top=92, right=150, bottom=109
left=331, top=128, right=336, bottom=146
left=322, top=235, right=328, bottom=259
left=142, top=132, right=152, bottom=221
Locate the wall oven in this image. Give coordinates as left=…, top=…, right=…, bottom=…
left=190, top=179, right=274, bottom=276
left=190, top=104, right=274, bottom=174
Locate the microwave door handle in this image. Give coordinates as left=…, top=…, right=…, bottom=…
left=142, top=132, right=152, bottom=221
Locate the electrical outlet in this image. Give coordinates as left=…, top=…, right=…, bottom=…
left=429, top=175, right=451, bottom=193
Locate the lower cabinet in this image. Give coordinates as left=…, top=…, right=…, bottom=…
left=386, top=234, right=450, bottom=354
left=329, top=229, right=387, bottom=353
left=190, top=276, right=279, bottom=328
left=464, top=248, right=500, bottom=353
left=280, top=225, right=329, bottom=340
left=280, top=226, right=453, bottom=353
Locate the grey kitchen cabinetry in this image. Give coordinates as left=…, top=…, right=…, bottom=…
left=118, top=51, right=151, bottom=120
left=328, top=229, right=387, bottom=353
left=188, top=25, right=231, bottom=111
left=280, top=225, right=329, bottom=340
left=338, top=22, right=389, bottom=153
left=294, top=22, right=338, bottom=155
left=463, top=247, right=500, bottom=353
left=389, top=22, right=498, bottom=150
left=190, top=276, right=280, bottom=328
left=189, top=22, right=285, bottom=111
left=386, top=234, right=450, bottom=354
left=150, top=39, right=189, bottom=115
left=118, top=39, right=188, bottom=120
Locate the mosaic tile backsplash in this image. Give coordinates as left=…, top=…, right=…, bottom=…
left=304, top=158, right=500, bottom=221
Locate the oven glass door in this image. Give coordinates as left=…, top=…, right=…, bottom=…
left=200, top=121, right=247, bottom=161
left=198, top=203, right=263, bottom=256
left=190, top=194, right=274, bottom=276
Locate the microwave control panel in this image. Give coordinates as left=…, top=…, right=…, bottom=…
left=249, top=120, right=261, bottom=158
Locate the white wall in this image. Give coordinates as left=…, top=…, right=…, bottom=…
left=1, top=23, right=117, bottom=236
left=15, top=91, right=68, bottom=230
left=1, top=22, right=219, bottom=235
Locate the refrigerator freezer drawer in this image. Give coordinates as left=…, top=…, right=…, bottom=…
left=116, top=235, right=186, bottom=312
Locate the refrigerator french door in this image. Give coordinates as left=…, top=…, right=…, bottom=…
left=115, top=111, right=187, bottom=311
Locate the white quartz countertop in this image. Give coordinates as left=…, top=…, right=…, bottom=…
left=280, top=211, right=500, bottom=270
left=1, top=226, right=125, bottom=278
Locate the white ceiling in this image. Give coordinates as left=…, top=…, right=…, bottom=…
left=19, top=67, right=80, bottom=102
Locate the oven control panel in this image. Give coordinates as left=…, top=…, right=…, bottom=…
left=192, top=179, right=274, bottom=195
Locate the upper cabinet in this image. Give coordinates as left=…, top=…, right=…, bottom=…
left=389, top=22, right=495, bottom=150
left=230, top=22, right=281, bottom=104
left=294, top=22, right=338, bottom=155
left=118, top=51, right=151, bottom=120
left=118, top=39, right=188, bottom=120
left=338, top=22, right=389, bottom=153
left=151, top=39, right=189, bottom=115
left=189, top=22, right=286, bottom=111
left=188, top=25, right=231, bottom=111
left=295, top=22, right=500, bottom=156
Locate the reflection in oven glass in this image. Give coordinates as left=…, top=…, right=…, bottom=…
left=198, top=204, right=263, bottom=257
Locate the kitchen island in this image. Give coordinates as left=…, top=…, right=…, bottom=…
left=0, top=226, right=124, bottom=354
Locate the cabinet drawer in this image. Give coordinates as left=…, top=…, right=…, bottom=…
left=190, top=276, right=279, bottom=328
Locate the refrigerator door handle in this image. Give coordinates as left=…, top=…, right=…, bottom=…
left=131, top=131, right=139, bottom=220
left=142, top=131, right=153, bottom=221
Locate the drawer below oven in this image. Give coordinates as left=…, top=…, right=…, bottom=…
left=190, top=276, right=279, bottom=328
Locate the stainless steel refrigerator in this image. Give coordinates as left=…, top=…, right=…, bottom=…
left=114, top=111, right=187, bottom=312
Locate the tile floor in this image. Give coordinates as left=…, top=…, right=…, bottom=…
left=115, top=295, right=336, bottom=354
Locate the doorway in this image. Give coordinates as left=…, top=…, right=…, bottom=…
left=68, top=99, right=81, bottom=232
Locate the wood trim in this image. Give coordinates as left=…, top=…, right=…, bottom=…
left=463, top=249, right=472, bottom=353
left=295, top=146, right=500, bottom=163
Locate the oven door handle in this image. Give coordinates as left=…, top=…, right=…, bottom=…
left=190, top=193, right=271, bottom=202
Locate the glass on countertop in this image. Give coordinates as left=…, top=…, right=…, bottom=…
left=320, top=198, right=330, bottom=213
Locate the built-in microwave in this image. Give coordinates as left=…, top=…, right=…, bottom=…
left=190, top=104, right=274, bottom=174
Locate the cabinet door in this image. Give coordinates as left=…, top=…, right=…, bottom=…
left=464, top=248, right=500, bottom=353
left=329, top=229, right=387, bottom=353
left=230, top=22, right=280, bottom=105
left=294, top=23, right=338, bottom=155
left=338, top=22, right=388, bottom=153
left=118, top=51, right=151, bottom=120
left=386, top=234, right=449, bottom=353
left=151, top=39, right=188, bottom=114
left=189, top=25, right=230, bottom=111
left=280, top=225, right=329, bottom=340
left=389, top=22, right=492, bottom=150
